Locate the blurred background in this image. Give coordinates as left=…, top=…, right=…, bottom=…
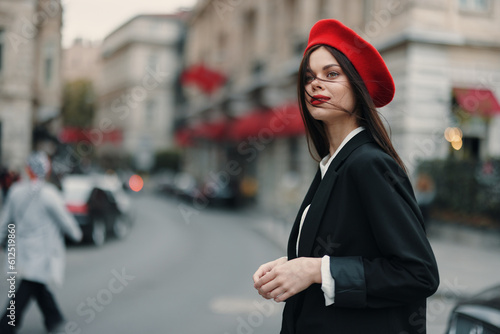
left=0, top=0, right=500, bottom=333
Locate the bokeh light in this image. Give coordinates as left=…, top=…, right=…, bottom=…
left=129, top=174, right=144, bottom=192
left=444, top=127, right=463, bottom=142
left=451, top=139, right=463, bottom=150
left=444, top=127, right=463, bottom=150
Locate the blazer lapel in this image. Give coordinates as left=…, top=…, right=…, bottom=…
left=297, top=131, right=374, bottom=257
left=287, top=169, right=321, bottom=260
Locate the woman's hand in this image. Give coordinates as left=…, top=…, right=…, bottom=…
left=253, top=257, right=322, bottom=303
left=253, top=257, right=288, bottom=284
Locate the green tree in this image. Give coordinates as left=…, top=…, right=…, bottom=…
left=61, top=79, right=95, bottom=127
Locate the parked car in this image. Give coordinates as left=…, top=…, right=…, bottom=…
left=446, top=284, right=500, bottom=334
left=153, top=170, right=177, bottom=195
left=172, top=172, right=200, bottom=202
left=62, top=174, right=134, bottom=246
left=200, top=178, right=239, bottom=208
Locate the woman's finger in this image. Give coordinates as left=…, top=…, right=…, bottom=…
left=258, top=275, right=282, bottom=295
left=254, top=270, right=276, bottom=289
left=258, top=290, right=273, bottom=299
left=268, top=285, right=287, bottom=300
left=252, top=260, right=277, bottom=283
left=274, top=290, right=292, bottom=303
left=252, top=268, right=266, bottom=283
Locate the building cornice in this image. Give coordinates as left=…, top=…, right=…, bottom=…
left=103, top=14, right=184, bottom=44
left=102, top=38, right=179, bottom=59
left=375, top=28, right=500, bottom=52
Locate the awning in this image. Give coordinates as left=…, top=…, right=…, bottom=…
left=181, top=63, right=227, bottom=95
left=228, top=110, right=269, bottom=141
left=271, top=103, right=305, bottom=136
left=453, top=88, right=500, bottom=117
left=174, top=128, right=193, bottom=147
left=175, top=119, right=229, bottom=146
left=59, top=127, right=86, bottom=142
left=228, top=103, right=305, bottom=141
left=175, top=103, right=306, bottom=146
left=192, top=120, right=228, bottom=141
left=59, top=127, right=123, bottom=144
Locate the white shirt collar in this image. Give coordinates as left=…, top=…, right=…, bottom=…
left=319, top=127, right=365, bottom=178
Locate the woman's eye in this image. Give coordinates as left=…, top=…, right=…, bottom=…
left=326, top=71, right=339, bottom=79
left=305, top=75, right=314, bottom=83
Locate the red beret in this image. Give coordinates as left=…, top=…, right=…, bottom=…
left=304, top=19, right=395, bottom=108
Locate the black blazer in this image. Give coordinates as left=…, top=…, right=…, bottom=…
left=281, top=131, right=439, bottom=334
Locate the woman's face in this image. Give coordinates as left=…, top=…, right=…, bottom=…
left=304, top=46, right=356, bottom=124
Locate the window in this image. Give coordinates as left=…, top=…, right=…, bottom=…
left=0, top=29, right=4, bottom=73
left=267, top=2, right=278, bottom=54
left=145, top=100, right=156, bottom=127
left=45, top=57, right=53, bottom=84
left=44, top=42, right=55, bottom=85
left=243, top=10, right=256, bottom=68
left=216, top=32, right=227, bottom=63
left=459, top=0, right=490, bottom=12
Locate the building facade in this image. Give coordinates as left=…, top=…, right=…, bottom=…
left=0, top=0, right=63, bottom=169
left=179, top=0, right=500, bottom=220
left=62, top=38, right=102, bottom=83
left=95, top=14, right=186, bottom=171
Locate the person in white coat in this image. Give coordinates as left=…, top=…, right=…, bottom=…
left=0, top=151, right=82, bottom=334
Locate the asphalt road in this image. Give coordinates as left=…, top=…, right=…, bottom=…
left=0, top=192, right=284, bottom=334
left=2, top=189, right=480, bottom=334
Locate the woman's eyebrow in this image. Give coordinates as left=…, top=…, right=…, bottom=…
left=322, top=64, right=341, bottom=71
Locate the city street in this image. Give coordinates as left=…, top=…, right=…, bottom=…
left=2, top=189, right=500, bottom=334
left=1, top=1, right=500, bottom=333
left=0, top=191, right=284, bottom=333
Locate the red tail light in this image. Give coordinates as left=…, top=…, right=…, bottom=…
left=66, top=203, right=88, bottom=214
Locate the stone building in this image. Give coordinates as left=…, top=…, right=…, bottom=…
left=62, top=38, right=102, bottom=83
left=178, top=0, right=500, bottom=220
left=0, top=0, right=63, bottom=169
left=95, top=14, right=186, bottom=171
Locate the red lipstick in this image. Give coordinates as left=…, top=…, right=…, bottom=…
left=311, top=95, right=330, bottom=106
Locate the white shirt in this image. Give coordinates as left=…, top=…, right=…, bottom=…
left=296, top=127, right=365, bottom=306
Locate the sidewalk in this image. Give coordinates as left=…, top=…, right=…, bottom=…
left=246, top=212, right=500, bottom=299
left=428, top=223, right=500, bottom=299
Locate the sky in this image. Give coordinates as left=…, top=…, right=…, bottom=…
left=62, top=0, right=199, bottom=47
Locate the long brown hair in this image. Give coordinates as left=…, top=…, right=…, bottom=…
left=297, top=44, right=407, bottom=174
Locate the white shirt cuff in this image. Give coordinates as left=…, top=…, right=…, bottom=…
left=321, top=255, right=335, bottom=306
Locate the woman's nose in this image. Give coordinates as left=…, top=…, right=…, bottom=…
left=311, top=77, right=323, bottom=90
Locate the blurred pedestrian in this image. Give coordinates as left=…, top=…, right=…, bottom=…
left=253, top=19, right=439, bottom=334
left=0, top=151, right=82, bottom=334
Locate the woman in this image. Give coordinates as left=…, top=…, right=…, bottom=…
left=0, top=151, right=82, bottom=333
left=253, top=19, right=439, bottom=333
